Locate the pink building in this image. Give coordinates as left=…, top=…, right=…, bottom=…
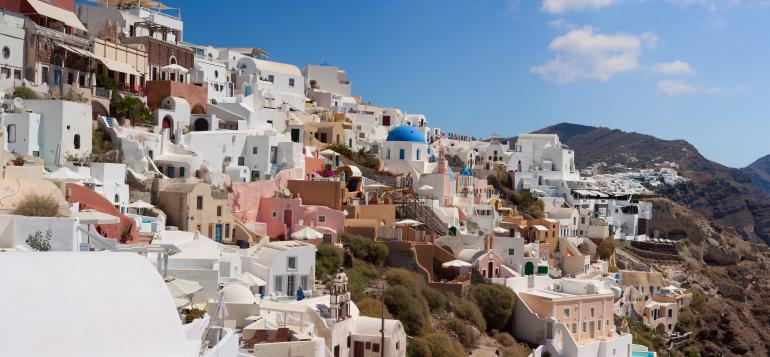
left=256, top=196, right=344, bottom=244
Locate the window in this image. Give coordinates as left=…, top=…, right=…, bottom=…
left=67, top=72, right=74, bottom=85
left=416, top=149, right=420, bottom=161
left=668, top=309, right=673, bottom=318
left=583, top=322, right=587, bottom=333
left=270, top=146, right=277, bottom=164
left=225, top=224, right=230, bottom=238
left=217, top=206, right=222, bottom=216
left=41, top=67, right=49, bottom=84
left=571, top=323, right=576, bottom=334
left=365, top=342, right=371, bottom=350
left=14, top=69, right=21, bottom=80
left=289, top=78, right=295, bottom=87
left=114, top=194, right=119, bottom=203
left=179, top=167, right=185, bottom=177
left=267, top=74, right=274, bottom=83
left=169, top=56, right=177, bottom=65
left=386, top=149, right=391, bottom=160
left=287, top=256, right=297, bottom=270
left=7, top=124, right=16, bottom=143
left=372, top=343, right=380, bottom=353
left=73, top=134, right=81, bottom=149
left=399, top=149, right=405, bottom=160
left=508, top=248, right=515, bottom=255
left=396, top=341, right=400, bottom=350
left=590, top=307, right=595, bottom=317
left=1, top=46, right=9, bottom=59
left=564, top=308, right=570, bottom=317
left=300, top=275, right=308, bottom=290
left=79, top=73, right=85, bottom=86
left=318, top=215, right=326, bottom=223
left=274, top=275, right=283, bottom=293
left=272, top=211, right=277, bottom=218
left=252, top=147, right=258, bottom=154
left=237, top=157, right=245, bottom=166
left=214, top=70, right=219, bottom=79
left=196, top=196, right=203, bottom=210
left=347, top=336, right=351, bottom=348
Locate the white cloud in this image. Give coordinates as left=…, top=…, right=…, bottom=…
left=653, top=61, right=695, bottom=75
left=548, top=19, right=577, bottom=29
left=541, top=0, right=616, bottom=13
left=531, top=27, right=655, bottom=83
left=656, top=79, right=723, bottom=95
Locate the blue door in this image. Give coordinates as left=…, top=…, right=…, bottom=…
left=215, top=224, right=222, bottom=242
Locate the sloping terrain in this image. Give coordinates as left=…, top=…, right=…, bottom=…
left=532, top=123, right=770, bottom=246
left=620, top=198, right=770, bottom=356
left=742, top=155, right=770, bottom=195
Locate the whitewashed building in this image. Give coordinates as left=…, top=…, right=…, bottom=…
left=0, top=11, right=25, bottom=80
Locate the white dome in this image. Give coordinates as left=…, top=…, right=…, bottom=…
left=221, top=283, right=257, bottom=304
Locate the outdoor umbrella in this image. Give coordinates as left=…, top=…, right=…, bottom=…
left=291, top=226, right=324, bottom=240
left=165, top=277, right=203, bottom=298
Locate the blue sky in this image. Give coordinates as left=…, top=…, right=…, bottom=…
left=172, top=0, right=770, bottom=168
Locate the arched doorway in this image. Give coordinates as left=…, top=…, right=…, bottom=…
left=524, top=262, right=534, bottom=275
left=194, top=118, right=209, bottom=131
left=162, top=116, right=173, bottom=131
left=91, top=101, right=109, bottom=122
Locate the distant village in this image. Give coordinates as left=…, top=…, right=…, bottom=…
left=0, top=1, right=694, bottom=357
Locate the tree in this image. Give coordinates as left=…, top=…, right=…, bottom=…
left=341, top=234, right=389, bottom=266
left=110, top=93, right=152, bottom=125
left=471, top=283, right=517, bottom=331
left=384, top=285, right=430, bottom=336
left=315, top=243, right=343, bottom=279
left=597, top=237, right=617, bottom=260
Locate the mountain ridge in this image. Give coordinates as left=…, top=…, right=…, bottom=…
left=532, top=122, right=770, bottom=246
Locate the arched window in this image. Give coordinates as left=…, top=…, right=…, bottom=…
left=7, top=124, right=16, bottom=143
left=73, top=134, right=81, bottom=149
left=169, top=56, right=177, bottom=65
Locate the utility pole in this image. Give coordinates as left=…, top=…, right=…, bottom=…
left=380, top=283, right=385, bottom=357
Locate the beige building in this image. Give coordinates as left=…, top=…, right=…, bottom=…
left=156, top=181, right=253, bottom=244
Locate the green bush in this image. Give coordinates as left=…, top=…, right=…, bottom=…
left=445, top=317, right=479, bottom=350
left=424, top=332, right=466, bottom=357
left=386, top=268, right=421, bottom=287
left=357, top=298, right=393, bottom=319
left=345, top=267, right=369, bottom=302
left=408, top=337, right=432, bottom=357
left=315, top=243, right=343, bottom=279
left=342, top=234, right=389, bottom=266
left=421, top=285, right=447, bottom=313
left=471, top=283, right=516, bottom=331
left=12, top=87, right=38, bottom=100
left=384, top=285, right=430, bottom=336
left=495, top=331, right=516, bottom=347
left=451, top=297, right=486, bottom=332
left=25, top=229, right=52, bottom=251
left=14, top=193, right=60, bottom=217
left=110, top=93, right=152, bottom=125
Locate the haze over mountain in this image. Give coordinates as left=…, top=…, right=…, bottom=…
left=533, top=123, right=770, bottom=246
left=742, top=155, right=770, bottom=196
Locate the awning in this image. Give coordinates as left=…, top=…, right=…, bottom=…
left=56, top=43, right=96, bottom=59
left=73, top=210, right=121, bottom=225
left=99, top=57, right=140, bottom=76
left=26, top=0, right=86, bottom=31
left=56, top=43, right=140, bottom=76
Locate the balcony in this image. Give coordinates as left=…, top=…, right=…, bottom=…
left=34, top=24, right=89, bottom=48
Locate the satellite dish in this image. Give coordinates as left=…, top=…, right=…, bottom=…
left=13, top=97, right=24, bottom=109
